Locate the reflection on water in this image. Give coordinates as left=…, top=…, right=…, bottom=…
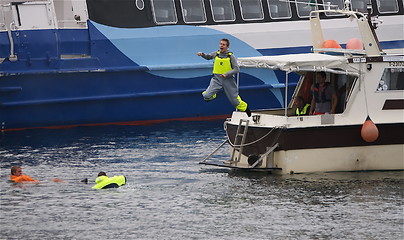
left=1, top=121, right=403, bottom=239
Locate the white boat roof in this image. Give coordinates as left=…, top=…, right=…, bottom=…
left=238, top=53, right=355, bottom=74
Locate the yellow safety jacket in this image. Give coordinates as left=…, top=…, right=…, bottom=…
left=296, top=104, right=310, bottom=116
left=92, top=175, right=126, bottom=189
left=213, top=51, right=233, bottom=74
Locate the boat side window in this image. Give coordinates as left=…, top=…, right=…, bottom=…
left=239, top=0, right=264, bottom=21
left=377, top=0, right=399, bottom=13
left=295, top=0, right=317, bottom=18
left=210, top=0, right=236, bottom=22
left=334, top=74, right=356, bottom=113
left=151, top=0, right=178, bottom=25
left=324, top=0, right=345, bottom=16
left=350, top=0, right=371, bottom=13
left=267, top=0, right=292, bottom=19
left=344, top=75, right=358, bottom=108
left=180, top=0, right=207, bottom=23
left=376, top=68, right=404, bottom=91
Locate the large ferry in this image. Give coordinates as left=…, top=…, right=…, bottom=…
left=0, top=0, right=403, bottom=131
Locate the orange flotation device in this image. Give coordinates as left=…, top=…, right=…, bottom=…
left=322, top=39, right=342, bottom=49
left=10, top=174, right=39, bottom=183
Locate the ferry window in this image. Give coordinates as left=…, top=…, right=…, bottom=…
left=151, top=0, right=178, bottom=24
left=376, top=68, right=404, bottom=91
left=136, top=0, right=145, bottom=10
left=180, top=0, right=207, bottom=23
left=324, top=0, right=345, bottom=16
left=239, top=0, right=264, bottom=21
left=210, top=0, right=235, bottom=22
left=350, top=0, right=371, bottom=13
left=377, top=0, right=399, bottom=13
left=295, top=0, right=317, bottom=18
left=267, top=0, right=292, bottom=19
left=11, top=3, right=54, bottom=29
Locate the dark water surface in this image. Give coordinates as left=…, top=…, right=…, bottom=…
left=1, top=121, right=403, bottom=240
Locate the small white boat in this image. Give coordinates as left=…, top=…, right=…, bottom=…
left=201, top=7, right=404, bottom=174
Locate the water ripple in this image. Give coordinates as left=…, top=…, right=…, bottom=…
left=1, top=122, right=403, bottom=239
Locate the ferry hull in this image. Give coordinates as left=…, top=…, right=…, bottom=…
left=0, top=22, right=299, bottom=131
left=1, top=71, right=288, bottom=130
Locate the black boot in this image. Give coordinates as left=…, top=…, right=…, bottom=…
left=245, top=107, right=251, bottom=117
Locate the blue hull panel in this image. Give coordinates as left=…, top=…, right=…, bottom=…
left=0, top=69, right=297, bottom=130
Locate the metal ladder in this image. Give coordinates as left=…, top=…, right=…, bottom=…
left=230, top=119, right=249, bottom=163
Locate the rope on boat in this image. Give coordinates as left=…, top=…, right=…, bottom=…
left=224, top=121, right=285, bottom=148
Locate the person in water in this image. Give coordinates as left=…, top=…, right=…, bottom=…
left=10, top=166, right=63, bottom=183
left=10, top=166, right=39, bottom=183
left=92, top=171, right=126, bottom=189
left=197, top=38, right=251, bottom=117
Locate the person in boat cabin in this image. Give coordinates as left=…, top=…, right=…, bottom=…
left=293, top=96, right=310, bottom=116
left=309, top=72, right=338, bottom=115
left=9, top=166, right=63, bottom=183
left=197, top=38, right=251, bottom=117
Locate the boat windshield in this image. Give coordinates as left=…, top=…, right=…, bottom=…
left=291, top=71, right=358, bottom=115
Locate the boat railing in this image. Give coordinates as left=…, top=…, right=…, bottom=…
left=312, top=48, right=367, bottom=56
left=239, top=62, right=360, bottom=77
left=310, top=8, right=382, bottom=57
left=279, top=0, right=339, bottom=10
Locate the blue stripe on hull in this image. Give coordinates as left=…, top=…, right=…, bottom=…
left=0, top=70, right=298, bottom=130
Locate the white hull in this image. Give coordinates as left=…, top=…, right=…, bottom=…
left=232, top=144, right=404, bottom=174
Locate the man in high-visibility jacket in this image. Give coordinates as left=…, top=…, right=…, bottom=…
left=197, top=38, right=251, bottom=117
left=294, top=96, right=310, bottom=116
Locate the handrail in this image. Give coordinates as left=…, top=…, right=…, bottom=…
left=1, top=4, right=17, bottom=61
left=8, top=22, right=17, bottom=61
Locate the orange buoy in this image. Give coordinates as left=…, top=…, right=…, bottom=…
left=346, top=38, right=363, bottom=50
left=322, top=39, right=342, bottom=49
left=361, top=119, right=379, bottom=142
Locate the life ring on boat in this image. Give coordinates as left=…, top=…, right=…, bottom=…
left=92, top=175, right=127, bottom=189
left=322, top=39, right=342, bottom=49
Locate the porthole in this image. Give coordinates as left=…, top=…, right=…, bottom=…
left=136, top=0, right=145, bottom=10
